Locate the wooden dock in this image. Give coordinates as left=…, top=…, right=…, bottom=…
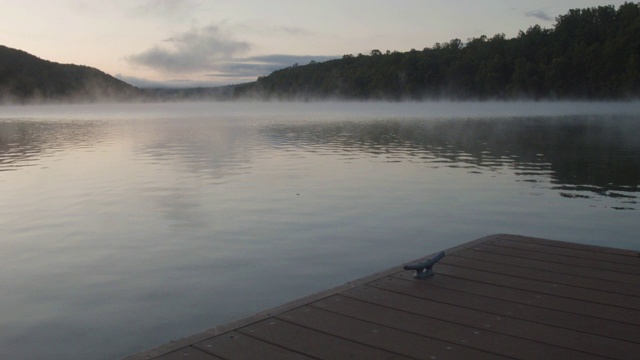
left=124, top=234, right=640, bottom=360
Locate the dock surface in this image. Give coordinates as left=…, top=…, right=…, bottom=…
left=124, top=234, right=640, bottom=360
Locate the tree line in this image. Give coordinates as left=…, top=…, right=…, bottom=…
left=0, top=45, right=140, bottom=104
left=2, top=3, right=639, bottom=103
left=234, top=3, right=640, bottom=100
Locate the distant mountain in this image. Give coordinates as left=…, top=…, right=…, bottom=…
left=0, top=45, right=141, bottom=104
left=234, top=3, right=640, bottom=100
left=4, top=2, right=640, bottom=103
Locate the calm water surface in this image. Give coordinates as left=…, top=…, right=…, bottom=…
left=1, top=102, right=639, bottom=359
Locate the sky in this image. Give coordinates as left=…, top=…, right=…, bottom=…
left=0, top=0, right=632, bottom=88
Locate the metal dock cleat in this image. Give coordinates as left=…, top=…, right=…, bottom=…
left=403, top=251, right=445, bottom=279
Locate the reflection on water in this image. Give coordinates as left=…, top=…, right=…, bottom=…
left=0, top=120, right=109, bottom=172
left=3, top=116, right=638, bottom=210
left=130, top=118, right=256, bottom=184
left=261, top=116, right=639, bottom=210
left=0, top=105, right=639, bottom=360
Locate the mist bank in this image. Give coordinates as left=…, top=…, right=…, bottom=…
left=2, top=3, right=640, bottom=104
left=0, top=45, right=141, bottom=104
left=233, top=3, right=640, bottom=101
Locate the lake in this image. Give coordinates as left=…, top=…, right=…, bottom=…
left=1, top=101, right=639, bottom=360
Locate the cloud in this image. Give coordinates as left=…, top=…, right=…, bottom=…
left=525, top=9, right=553, bottom=22
left=276, top=26, right=314, bottom=36
left=238, top=54, right=338, bottom=71
left=117, top=74, right=226, bottom=88
left=206, top=54, right=339, bottom=80
left=120, top=54, right=340, bottom=88
left=130, top=0, right=203, bottom=17
left=127, top=25, right=251, bottom=73
left=115, top=74, right=170, bottom=88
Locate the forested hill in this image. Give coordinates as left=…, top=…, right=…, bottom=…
left=0, top=45, right=140, bottom=103
left=235, top=3, right=640, bottom=100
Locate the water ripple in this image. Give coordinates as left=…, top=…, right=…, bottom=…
left=260, top=116, right=640, bottom=209
left=2, top=104, right=640, bottom=360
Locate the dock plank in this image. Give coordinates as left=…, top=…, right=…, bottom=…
left=193, top=332, right=314, bottom=360
left=392, top=271, right=640, bottom=325
left=494, top=234, right=639, bottom=257
left=237, top=318, right=410, bottom=360
left=124, top=234, right=640, bottom=360
left=277, top=305, right=509, bottom=360
left=342, top=286, right=640, bottom=355
left=151, top=347, right=222, bottom=360
left=487, top=238, right=640, bottom=273
left=433, top=261, right=640, bottom=310
left=443, top=253, right=640, bottom=298
left=312, top=294, right=611, bottom=359
left=374, top=275, right=640, bottom=342
left=456, top=245, right=640, bottom=287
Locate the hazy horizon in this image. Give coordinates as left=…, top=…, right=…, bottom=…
left=1, top=1, right=633, bottom=87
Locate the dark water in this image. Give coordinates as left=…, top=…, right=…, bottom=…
left=0, top=102, right=638, bottom=359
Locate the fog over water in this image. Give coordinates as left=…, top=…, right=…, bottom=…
left=0, top=101, right=639, bottom=360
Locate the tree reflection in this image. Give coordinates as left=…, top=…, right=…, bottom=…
left=261, top=116, right=639, bottom=207
left=0, top=120, right=106, bottom=171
